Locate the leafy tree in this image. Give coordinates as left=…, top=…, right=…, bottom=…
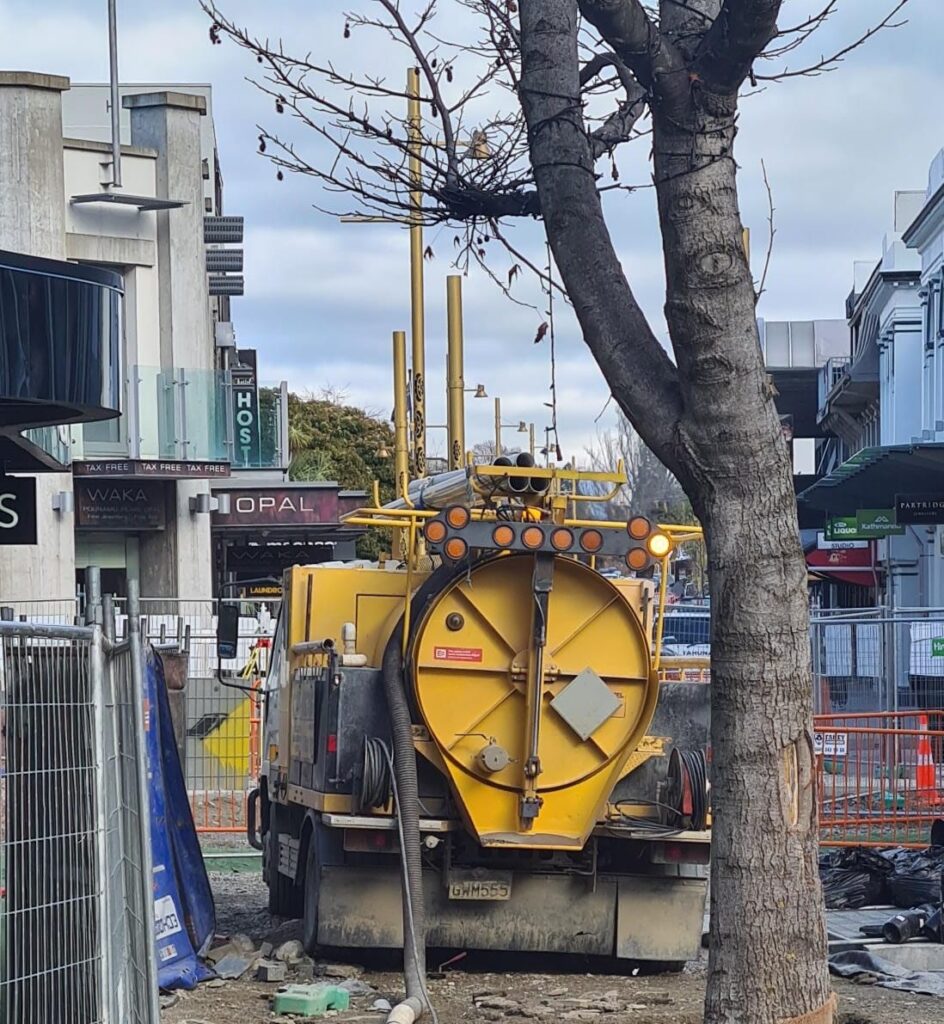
left=287, top=391, right=396, bottom=558
left=206, top=3, right=909, bottom=1020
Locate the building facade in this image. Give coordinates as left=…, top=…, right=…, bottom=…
left=0, top=72, right=288, bottom=605
left=800, top=163, right=944, bottom=608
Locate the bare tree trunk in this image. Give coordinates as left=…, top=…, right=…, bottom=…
left=651, top=92, right=831, bottom=1024
left=519, top=4, right=832, bottom=1021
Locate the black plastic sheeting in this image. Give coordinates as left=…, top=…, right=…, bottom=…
left=829, top=950, right=944, bottom=996
left=821, top=846, right=944, bottom=910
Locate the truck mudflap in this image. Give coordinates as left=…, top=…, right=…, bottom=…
left=315, top=865, right=706, bottom=961
left=615, top=876, right=706, bottom=962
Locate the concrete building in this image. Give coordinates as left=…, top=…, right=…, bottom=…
left=799, top=165, right=944, bottom=608
left=761, top=318, right=848, bottom=481
left=0, top=72, right=288, bottom=605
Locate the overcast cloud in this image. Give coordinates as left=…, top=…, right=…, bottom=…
left=1, top=0, right=940, bottom=458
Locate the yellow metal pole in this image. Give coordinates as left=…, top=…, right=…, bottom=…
left=653, top=554, right=670, bottom=673
left=407, top=67, right=427, bottom=479
left=393, top=331, right=410, bottom=502
left=446, top=275, right=466, bottom=471
left=494, top=397, right=501, bottom=454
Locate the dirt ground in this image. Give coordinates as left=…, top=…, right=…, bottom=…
left=159, top=872, right=944, bottom=1024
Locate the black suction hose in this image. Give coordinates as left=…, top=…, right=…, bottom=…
left=381, top=622, right=429, bottom=1023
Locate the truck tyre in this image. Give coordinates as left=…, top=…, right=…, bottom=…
left=266, top=831, right=302, bottom=918
left=302, top=835, right=321, bottom=955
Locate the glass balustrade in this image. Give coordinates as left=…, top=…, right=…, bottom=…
left=77, top=366, right=287, bottom=469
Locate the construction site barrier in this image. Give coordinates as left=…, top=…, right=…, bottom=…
left=816, top=710, right=944, bottom=848
left=811, top=608, right=944, bottom=715
left=0, top=594, right=159, bottom=1022
left=0, top=598, right=275, bottom=836
left=658, top=657, right=710, bottom=683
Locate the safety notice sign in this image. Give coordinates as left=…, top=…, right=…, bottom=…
left=813, top=732, right=847, bottom=757
left=433, top=646, right=483, bottom=663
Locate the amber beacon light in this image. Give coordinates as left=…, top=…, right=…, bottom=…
left=627, top=516, right=651, bottom=540
left=492, top=524, right=515, bottom=548
left=424, top=519, right=447, bottom=544
left=443, top=536, right=469, bottom=561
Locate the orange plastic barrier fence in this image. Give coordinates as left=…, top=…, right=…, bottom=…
left=187, top=674, right=264, bottom=835
left=815, top=710, right=944, bottom=848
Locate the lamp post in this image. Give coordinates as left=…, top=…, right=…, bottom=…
left=493, top=397, right=529, bottom=455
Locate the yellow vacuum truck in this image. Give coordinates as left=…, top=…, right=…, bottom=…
left=241, top=457, right=710, bottom=1000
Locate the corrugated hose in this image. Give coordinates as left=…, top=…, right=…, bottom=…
left=381, top=623, right=436, bottom=1024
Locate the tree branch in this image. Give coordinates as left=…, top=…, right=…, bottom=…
left=519, top=0, right=684, bottom=471
left=756, top=0, right=911, bottom=81
left=755, top=158, right=775, bottom=303
left=578, top=0, right=690, bottom=118
left=693, top=0, right=783, bottom=93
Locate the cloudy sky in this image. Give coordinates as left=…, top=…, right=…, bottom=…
left=1, top=0, right=941, bottom=459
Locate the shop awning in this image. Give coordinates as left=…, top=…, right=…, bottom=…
left=797, top=443, right=944, bottom=515
left=804, top=541, right=876, bottom=588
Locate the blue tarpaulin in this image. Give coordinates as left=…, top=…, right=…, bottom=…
left=144, top=649, right=216, bottom=989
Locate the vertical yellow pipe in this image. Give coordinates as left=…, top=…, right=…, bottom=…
left=407, top=68, right=427, bottom=479
left=393, top=331, right=410, bottom=501
left=494, top=397, right=502, bottom=455
left=446, top=275, right=465, bottom=471
left=653, top=554, right=670, bottom=672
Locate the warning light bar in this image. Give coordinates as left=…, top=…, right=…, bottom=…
left=422, top=510, right=676, bottom=566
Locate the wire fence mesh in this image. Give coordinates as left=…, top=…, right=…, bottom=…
left=0, top=597, right=276, bottom=836
left=811, top=609, right=944, bottom=715
left=0, top=600, right=158, bottom=1023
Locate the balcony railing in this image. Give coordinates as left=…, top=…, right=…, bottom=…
left=817, top=355, right=852, bottom=413
left=20, top=425, right=73, bottom=467
left=73, top=367, right=288, bottom=470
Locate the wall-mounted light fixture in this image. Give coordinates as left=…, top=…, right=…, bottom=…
left=51, top=491, right=74, bottom=515
left=189, top=493, right=231, bottom=515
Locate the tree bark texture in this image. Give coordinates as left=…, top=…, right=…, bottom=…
left=519, top=3, right=832, bottom=1022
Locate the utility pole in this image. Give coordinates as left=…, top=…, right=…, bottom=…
left=446, top=276, right=465, bottom=470
left=407, top=68, right=426, bottom=480
left=107, top=0, right=122, bottom=188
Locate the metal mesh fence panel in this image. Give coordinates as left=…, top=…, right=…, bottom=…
left=0, top=626, right=104, bottom=1024
left=811, top=609, right=944, bottom=716
left=0, top=602, right=158, bottom=1024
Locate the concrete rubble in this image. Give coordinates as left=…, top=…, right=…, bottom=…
left=470, top=986, right=676, bottom=1019
left=255, top=960, right=288, bottom=983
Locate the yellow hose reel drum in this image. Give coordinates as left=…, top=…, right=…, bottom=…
left=411, top=553, right=658, bottom=849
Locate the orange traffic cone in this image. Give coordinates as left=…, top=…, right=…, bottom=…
left=916, top=715, right=937, bottom=803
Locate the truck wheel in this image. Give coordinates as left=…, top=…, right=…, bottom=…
left=266, top=831, right=302, bottom=918
left=302, top=835, right=320, bottom=955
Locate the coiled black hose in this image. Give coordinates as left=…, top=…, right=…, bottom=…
left=361, top=737, right=393, bottom=809
left=666, top=748, right=709, bottom=832
left=381, top=622, right=429, bottom=1022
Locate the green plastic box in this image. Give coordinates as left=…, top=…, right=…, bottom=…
left=272, top=983, right=351, bottom=1016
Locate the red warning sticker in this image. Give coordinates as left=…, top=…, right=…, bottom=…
left=433, top=646, right=483, bottom=663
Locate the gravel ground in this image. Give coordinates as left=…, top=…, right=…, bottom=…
left=159, top=872, right=944, bottom=1024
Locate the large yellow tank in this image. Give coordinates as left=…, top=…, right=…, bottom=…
left=411, top=554, right=659, bottom=849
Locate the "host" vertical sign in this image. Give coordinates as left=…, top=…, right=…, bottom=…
left=231, top=348, right=260, bottom=467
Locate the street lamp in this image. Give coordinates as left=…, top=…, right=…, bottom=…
left=494, top=397, right=529, bottom=453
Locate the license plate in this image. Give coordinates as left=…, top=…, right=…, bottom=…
left=447, top=870, right=512, bottom=901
